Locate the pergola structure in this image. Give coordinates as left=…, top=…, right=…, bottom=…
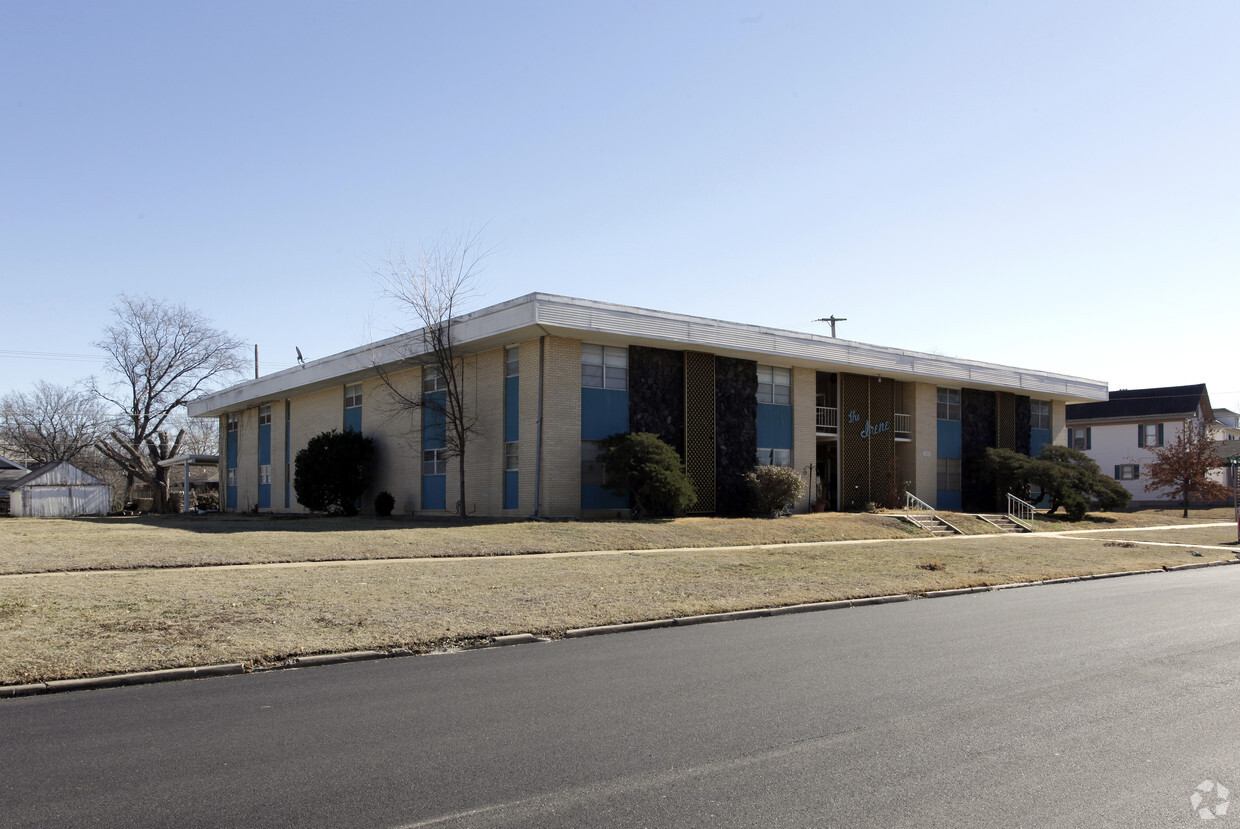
left=157, top=454, right=220, bottom=513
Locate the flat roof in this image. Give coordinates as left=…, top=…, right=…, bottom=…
left=189, top=293, right=1108, bottom=418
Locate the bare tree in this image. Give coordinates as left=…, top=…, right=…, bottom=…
left=0, top=381, right=112, bottom=465
left=1143, top=418, right=1230, bottom=517
left=90, top=295, right=245, bottom=512
left=374, top=228, right=492, bottom=519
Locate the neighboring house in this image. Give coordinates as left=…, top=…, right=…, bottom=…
left=4, top=460, right=111, bottom=517
left=187, top=293, right=1107, bottom=517
left=1066, top=384, right=1231, bottom=506
left=0, top=455, right=31, bottom=516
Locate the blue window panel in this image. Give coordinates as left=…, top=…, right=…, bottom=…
left=756, top=403, right=793, bottom=449
left=258, top=484, right=271, bottom=509
left=1030, top=428, right=1052, bottom=459
left=422, top=475, right=446, bottom=511
left=344, top=406, right=362, bottom=433
left=422, top=391, right=447, bottom=449
left=937, top=419, right=962, bottom=459
left=226, top=486, right=237, bottom=510
left=936, top=490, right=962, bottom=511
left=258, top=423, right=271, bottom=466
left=503, top=470, right=519, bottom=510
left=581, top=388, right=628, bottom=440
left=582, top=483, right=627, bottom=510
left=284, top=419, right=291, bottom=509
left=226, top=432, right=238, bottom=469
left=504, top=377, right=519, bottom=441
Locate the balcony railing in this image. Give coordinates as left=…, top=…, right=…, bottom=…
left=816, top=406, right=838, bottom=434
left=895, top=412, right=911, bottom=438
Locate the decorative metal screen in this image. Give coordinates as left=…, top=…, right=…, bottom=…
left=839, top=373, right=897, bottom=508
left=997, top=392, right=1016, bottom=451
left=684, top=351, right=717, bottom=513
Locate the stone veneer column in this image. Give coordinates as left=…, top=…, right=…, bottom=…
left=791, top=366, right=816, bottom=513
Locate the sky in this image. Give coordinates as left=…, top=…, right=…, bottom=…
left=3, top=1, right=1238, bottom=413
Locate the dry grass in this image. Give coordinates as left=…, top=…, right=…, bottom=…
left=2, top=528, right=1234, bottom=686
left=2, top=508, right=1229, bottom=576
left=0, top=512, right=925, bottom=574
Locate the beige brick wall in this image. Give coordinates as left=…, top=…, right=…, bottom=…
left=911, top=382, right=939, bottom=506
left=791, top=366, right=816, bottom=512
left=1052, top=400, right=1068, bottom=447
left=233, top=406, right=260, bottom=513
left=285, top=386, right=346, bottom=513
left=539, top=336, right=582, bottom=517
left=364, top=369, right=422, bottom=515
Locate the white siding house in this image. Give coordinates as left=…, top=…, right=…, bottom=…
left=5, top=461, right=111, bottom=517
left=1066, top=384, right=1229, bottom=506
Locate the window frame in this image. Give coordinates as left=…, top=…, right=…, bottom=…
left=756, top=365, right=792, bottom=405
left=581, top=344, right=627, bottom=390
left=756, top=447, right=792, bottom=468
left=505, top=346, right=519, bottom=379
left=937, top=388, right=961, bottom=421
left=936, top=457, right=962, bottom=491
left=423, top=448, right=447, bottom=476
left=1116, top=464, right=1140, bottom=481
left=504, top=441, right=519, bottom=472
left=258, top=404, right=272, bottom=426
left=422, top=368, right=447, bottom=394
left=1030, top=399, right=1050, bottom=430
left=344, top=383, right=363, bottom=409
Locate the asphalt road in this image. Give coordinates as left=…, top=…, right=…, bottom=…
left=4, top=568, right=1240, bottom=828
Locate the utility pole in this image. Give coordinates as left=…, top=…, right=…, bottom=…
left=815, top=316, right=847, bottom=338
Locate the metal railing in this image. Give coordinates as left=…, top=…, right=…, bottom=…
left=904, top=490, right=936, bottom=521
left=816, top=406, right=838, bottom=432
left=894, top=412, right=911, bottom=437
left=1006, top=493, right=1036, bottom=530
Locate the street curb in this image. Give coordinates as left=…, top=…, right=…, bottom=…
left=8, top=556, right=1240, bottom=696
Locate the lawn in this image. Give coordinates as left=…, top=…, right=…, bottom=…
left=1, top=508, right=1235, bottom=686
left=1, top=507, right=1232, bottom=575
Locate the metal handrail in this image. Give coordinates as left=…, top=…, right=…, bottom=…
left=905, top=490, right=935, bottom=521
left=1006, top=493, right=1036, bottom=530
left=894, top=412, right=912, bottom=436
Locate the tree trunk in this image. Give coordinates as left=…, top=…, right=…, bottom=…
left=457, top=453, right=466, bottom=519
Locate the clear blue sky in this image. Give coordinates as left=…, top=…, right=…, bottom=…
left=4, top=1, right=1238, bottom=412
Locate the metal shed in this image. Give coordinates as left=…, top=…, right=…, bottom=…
left=5, top=461, right=111, bottom=517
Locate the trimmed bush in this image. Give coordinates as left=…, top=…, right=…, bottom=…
left=374, top=490, right=395, bottom=517
left=293, top=429, right=376, bottom=516
left=746, top=465, right=805, bottom=517
left=600, top=432, right=697, bottom=518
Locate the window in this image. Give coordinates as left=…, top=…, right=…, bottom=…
left=1068, top=427, right=1091, bottom=450
left=937, top=388, right=961, bottom=421
left=582, top=344, right=627, bottom=390
left=423, top=368, right=446, bottom=393
left=1138, top=423, right=1164, bottom=447
left=259, top=465, right=271, bottom=485
left=344, top=383, right=363, bottom=408
left=227, top=468, right=237, bottom=487
left=504, top=441, right=519, bottom=471
left=227, top=413, right=239, bottom=432
left=423, top=448, right=447, bottom=475
left=757, top=366, right=791, bottom=405
left=937, top=458, right=961, bottom=491
left=505, top=346, right=519, bottom=378
left=1030, top=400, right=1050, bottom=430
left=757, top=448, right=791, bottom=467
left=581, top=440, right=607, bottom=486
left=258, top=404, right=272, bottom=426
left=1116, top=464, right=1140, bottom=480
